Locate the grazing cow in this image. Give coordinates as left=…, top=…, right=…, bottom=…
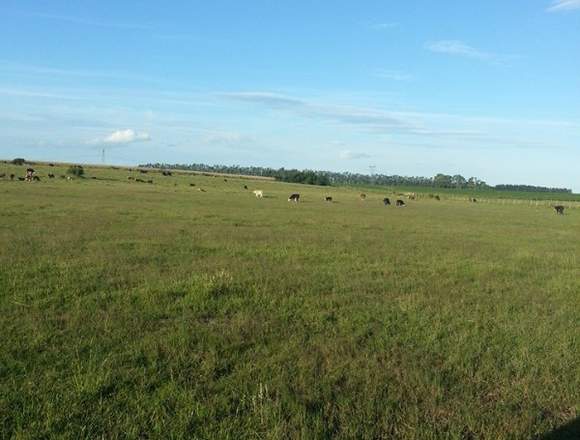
left=66, top=176, right=72, bottom=181
left=147, top=180, right=153, bottom=184
left=396, top=199, right=406, bottom=207
left=360, top=193, right=367, bottom=201
left=383, top=198, right=391, bottom=206
left=224, top=179, right=228, bottom=182
left=48, top=173, right=55, bottom=178
left=18, top=177, right=25, bottom=181
left=471, top=198, right=477, bottom=203
left=135, top=178, right=145, bottom=183
left=243, top=185, right=248, bottom=190
left=139, top=169, right=148, bottom=174
left=32, top=176, right=40, bottom=182
left=325, top=196, right=333, bottom=202
left=162, top=171, right=172, bottom=176
left=25, top=168, right=35, bottom=182
left=554, top=205, right=565, bottom=215
left=48, top=163, right=54, bottom=167
left=10, top=174, right=15, bottom=180
left=288, top=193, right=300, bottom=202
left=198, top=188, right=206, bottom=192
left=190, top=183, right=196, bottom=187
left=127, top=176, right=134, bottom=180
left=435, top=195, right=440, bottom=201
left=253, top=190, right=264, bottom=199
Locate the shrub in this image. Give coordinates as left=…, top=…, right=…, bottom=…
left=67, top=165, right=85, bottom=177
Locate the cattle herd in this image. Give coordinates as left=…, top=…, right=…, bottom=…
left=0, top=165, right=573, bottom=215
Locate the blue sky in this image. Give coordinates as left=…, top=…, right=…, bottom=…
left=1, top=1, right=579, bottom=189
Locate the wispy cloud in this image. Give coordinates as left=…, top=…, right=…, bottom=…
left=20, top=12, right=153, bottom=30
left=0, top=87, right=81, bottom=100
left=547, top=0, right=580, bottom=11
left=222, top=92, right=412, bottom=133
left=371, top=22, right=399, bottom=30
left=0, top=60, right=158, bottom=84
left=425, top=40, right=495, bottom=61
left=339, top=150, right=372, bottom=160
left=201, top=131, right=254, bottom=147
left=373, top=69, right=413, bottom=81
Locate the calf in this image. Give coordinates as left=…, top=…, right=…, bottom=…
left=288, top=193, right=300, bottom=202
left=383, top=198, right=391, bottom=206
left=554, top=205, right=565, bottom=215
left=396, top=199, right=406, bottom=207
left=253, top=190, right=264, bottom=199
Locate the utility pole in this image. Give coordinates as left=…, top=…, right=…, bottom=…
left=101, top=148, right=106, bottom=164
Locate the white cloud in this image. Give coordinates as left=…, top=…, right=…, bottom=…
left=339, top=150, right=372, bottom=160
left=547, top=0, right=580, bottom=11
left=101, top=129, right=151, bottom=145
left=426, top=40, right=493, bottom=60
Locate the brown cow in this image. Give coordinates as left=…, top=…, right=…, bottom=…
left=554, top=205, right=565, bottom=215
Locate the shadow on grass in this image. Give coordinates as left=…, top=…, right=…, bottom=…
left=539, top=417, right=580, bottom=440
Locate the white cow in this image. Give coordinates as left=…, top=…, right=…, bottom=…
left=253, top=190, right=264, bottom=199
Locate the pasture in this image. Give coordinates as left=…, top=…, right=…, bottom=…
left=1, top=163, right=579, bottom=439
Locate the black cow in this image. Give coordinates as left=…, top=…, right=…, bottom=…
left=32, top=176, right=41, bottom=181
left=435, top=195, right=440, bottom=201
left=288, top=193, right=300, bottom=202
left=139, top=169, right=148, bottom=174
left=128, top=176, right=134, bottom=180
left=471, top=198, right=477, bottom=203
left=554, top=205, right=565, bottom=215
left=18, top=177, right=25, bottom=181
left=243, top=185, right=248, bottom=190
left=325, top=196, right=333, bottom=202
left=396, top=199, right=406, bottom=207
left=147, top=180, right=153, bottom=184
left=10, top=174, right=15, bottom=180
left=48, top=173, right=55, bottom=178
left=162, top=171, right=172, bottom=176
left=190, top=183, right=196, bottom=187
left=383, top=198, right=391, bottom=206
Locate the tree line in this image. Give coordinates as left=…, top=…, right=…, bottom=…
left=140, top=162, right=572, bottom=193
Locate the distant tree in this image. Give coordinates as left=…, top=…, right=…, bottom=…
left=67, top=165, right=85, bottom=177
left=12, top=158, right=26, bottom=165
left=433, top=173, right=453, bottom=188
left=452, top=174, right=467, bottom=188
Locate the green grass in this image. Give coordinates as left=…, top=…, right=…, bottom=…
left=1, top=163, right=579, bottom=439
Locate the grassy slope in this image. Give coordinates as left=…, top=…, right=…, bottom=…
left=1, top=163, right=579, bottom=439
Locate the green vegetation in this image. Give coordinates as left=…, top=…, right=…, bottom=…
left=1, top=162, right=578, bottom=439
left=142, top=163, right=574, bottom=194
left=67, top=165, right=85, bottom=177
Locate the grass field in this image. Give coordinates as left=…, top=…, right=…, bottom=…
left=1, top=163, right=579, bottom=439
